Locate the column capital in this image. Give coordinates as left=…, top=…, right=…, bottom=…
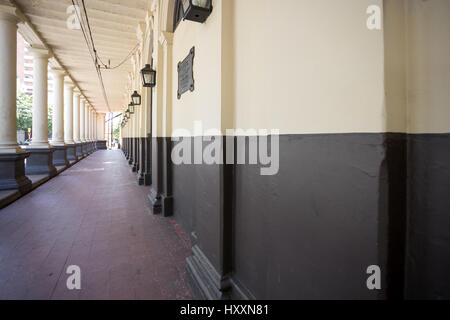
left=29, top=46, right=51, bottom=59
left=64, top=79, right=74, bottom=90
left=159, top=31, right=173, bottom=47
left=52, top=68, right=66, bottom=78
left=0, top=5, right=19, bottom=24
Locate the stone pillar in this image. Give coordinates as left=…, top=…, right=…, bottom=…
left=73, top=89, right=82, bottom=158
left=26, top=46, right=56, bottom=177
left=0, top=6, right=32, bottom=194
left=85, top=103, right=90, bottom=153
left=64, top=81, right=77, bottom=162
left=97, top=113, right=107, bottom=149
left=79, top=97, right=86, bottom=156
left=51, top=68, right=69, bottom=167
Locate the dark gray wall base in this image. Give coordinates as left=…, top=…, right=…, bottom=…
left=405, top=134, right=450, bottom=299
left=145, top=136, right=152, bottom=186
left=148, top=187, right=162, bottom=214
left=128, top=138, right=134, bottom=164
left=96, top=140, right=107, bottom=150
left=25, top=148, right=57, bottom=177
left=52, top=145, right=69, bottom=167
left=137, top=138, right=147, bottom=186
left=162, top=195, right=173, bottom=217
left=132, top=137, right=139, bottom=172
left=66, top=144, right=78, bottom=162
left=186, top=245, right=231, bottom=300
left=144, top=173, right=152, bottom=186
left=229, top=278, right=255, bottom=300
left=0, top=152, right=32, bottom=194
left=167, top=132, right=450, bottom=299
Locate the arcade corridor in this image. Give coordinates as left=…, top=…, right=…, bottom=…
left=0, top=150, right=191, bottom=300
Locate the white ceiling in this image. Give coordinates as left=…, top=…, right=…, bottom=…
left=12, top=0, right=150, bottom=113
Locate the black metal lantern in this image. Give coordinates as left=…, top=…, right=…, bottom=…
left=128, top=102, right=135, bottom=114
left=141, top=64, right=156, bottom=88
left=126, top=109, right=130, bottom=118
left=182, top=0, right=212, bottom=23
left=131, top=91, right=141, bottom=106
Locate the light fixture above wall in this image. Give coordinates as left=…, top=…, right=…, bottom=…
left=131, top=91, right=141, bottom=106
left=141, top=64, right=157, bottom=88
left=182, top=0, right=213, bottom=23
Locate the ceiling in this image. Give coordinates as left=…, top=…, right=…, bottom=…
left=12, top=0, right=150, bottom=113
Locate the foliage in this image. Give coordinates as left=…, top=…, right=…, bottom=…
left=16, top=93, right=33, bottom=132
left=113, top=124, right=120, bottom=140
left=16, top=93, right=53, bottom=138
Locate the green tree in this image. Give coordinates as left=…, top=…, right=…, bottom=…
left=48, top=104, right=53, bottom=138
left=16, top=93, right=54, bottom=139
left=16, top=93, right=33, bottom=132
left=113, top=124, right=120, bottom=140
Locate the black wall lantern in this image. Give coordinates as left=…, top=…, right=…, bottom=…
left=126, top=109, right=130, bottom=118
left=131, top=91, right=141, bottom=106
left=141, top=64, right=156, bottom=88
left=182, top=0, right=212, bottom=23
left=129, top=102, right=135, bottom=114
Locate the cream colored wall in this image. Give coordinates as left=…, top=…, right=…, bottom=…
left=166, top=0, right=449, bottom=136
left=406, top=0, right=450, bottom=134
left=233, top=0, right=385, bottom=134
left=171, top=0, right=223, bottom=136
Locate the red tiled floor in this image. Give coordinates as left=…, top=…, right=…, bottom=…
left=0, top=150, right=192, bottom=300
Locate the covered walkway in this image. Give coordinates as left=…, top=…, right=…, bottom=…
left=0, top=150, right=191, bottom=300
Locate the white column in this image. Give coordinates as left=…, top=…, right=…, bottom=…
left=29, top=46, right=51, bottom=148
left=80, top=98, right=85, bottom=142
left=0, top=7, right=22, bottom=153
left=94, top=112, right=97, bottom=140
left=64, top=81, right=75, bottom=144
left=98, top=113, right=106, bottom=140
left=90, top=108, right=94, bottom=140
left=73, top=90, right=80, bottom=143
left=51, top=69, right=65, bottom=146
left=84, top=103, right=89, bottom=141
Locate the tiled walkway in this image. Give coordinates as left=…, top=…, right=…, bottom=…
left=0, top=150, right=191, bottom=300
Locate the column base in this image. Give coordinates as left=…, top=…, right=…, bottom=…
left=25, top=148, right=57, bottom=177
left=0, top=152, right=32, bottom=194
left=137, top=173, right=145, bottom=185
left=96, top=140, right=107, bottom=150
left=75, top=143, right=83, bottom=158
left=52, top=145, right=70, bottom=167
left=82, top=142, right=88, bottom=156
left=144, top=173, right=152, bottom=186
left=148, top=187, right=162, bottom=214
left=185, top=245, right=231, bottom=300
left=161, top=194, right=173, bottom=217
left=66, top=144, right=78, bottom=162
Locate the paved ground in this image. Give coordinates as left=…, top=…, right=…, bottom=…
left=0, top=150, right=192, bottom=300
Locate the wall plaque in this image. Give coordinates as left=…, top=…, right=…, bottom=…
left=177, top=47, right=195, bottom=99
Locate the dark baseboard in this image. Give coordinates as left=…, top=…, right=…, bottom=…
left=185, top=245, right=231, bottom=300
